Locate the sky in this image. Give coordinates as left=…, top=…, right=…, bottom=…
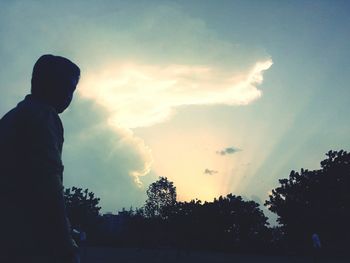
left=1, top=0, right=350, bottom=223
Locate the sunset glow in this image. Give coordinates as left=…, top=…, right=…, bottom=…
left=1, top=0, right=349, bottom=214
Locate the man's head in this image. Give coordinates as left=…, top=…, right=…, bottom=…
left=31, top=54, right=80, bottom=113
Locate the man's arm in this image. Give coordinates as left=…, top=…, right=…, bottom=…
left=27, top=108, right=77, bottom=257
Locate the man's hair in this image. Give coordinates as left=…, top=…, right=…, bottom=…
left=31, top=54, right=80, bottom=98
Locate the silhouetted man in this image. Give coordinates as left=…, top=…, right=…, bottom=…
left=0, top=55, right=80, bottom=262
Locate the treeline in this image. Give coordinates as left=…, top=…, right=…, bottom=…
left=105, top=194, right=272, bottom=253
left=64, top=150, right=350, bottom=256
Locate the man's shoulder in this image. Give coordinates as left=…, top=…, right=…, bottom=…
left=1, top=95, right=63, bottom=135
left=19, top=95, right=62, bottom=128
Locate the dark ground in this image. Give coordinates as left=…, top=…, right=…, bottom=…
left=80, top=247, right=347, bottom=263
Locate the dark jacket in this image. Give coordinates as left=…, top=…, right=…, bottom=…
left=0, top=95, right=73, bottom=259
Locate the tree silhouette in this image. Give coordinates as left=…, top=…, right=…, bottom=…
left=144, top=176, right=177, bottom=218
left=64, top=186, right=101, bottom=241
left=108, top=175, right=272, bottom=252
left=265, top=150, right=350, bottom=252
left=168, top=195, right=270, bottom=251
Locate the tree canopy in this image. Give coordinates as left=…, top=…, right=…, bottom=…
left=64, top=186, right=101, bottom=238
left=144, top=176, right=177, bottom=218
left=61, top=149, right=350, bottom=255
left=167, top=194, right=270, bottom=250
left=265, top=150, right=350, bottom=251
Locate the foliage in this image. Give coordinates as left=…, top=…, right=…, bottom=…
left=64, top=186, right=101, bottom=239
left=144, top=176, right=177, bottom=218
left=116, top=187, right=270, bottom=252
left=168, top=194, right=270, bottom=251
left=60, top=149, right=350, bottom=255
left=265, top=150, right=350, bottom=251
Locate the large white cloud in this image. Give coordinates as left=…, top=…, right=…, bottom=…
left=74, top=2, right=272, bottom=186
left=62, top=98, right=154, bottom=212
left=0, top=0, right=272, bottom=210
left=79, top=60, right=272, bottom=129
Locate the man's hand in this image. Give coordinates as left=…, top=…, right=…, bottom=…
left=56, top=237, right=80, bottom=263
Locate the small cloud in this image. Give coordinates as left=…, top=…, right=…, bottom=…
left=216, top=147, right=241, bottom=156
left=204, top=169, right=218, bottom=175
